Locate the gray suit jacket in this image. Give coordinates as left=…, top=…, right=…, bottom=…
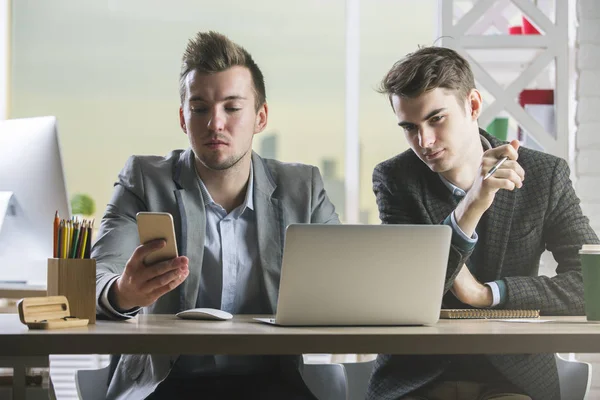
left=93, top=149, right=339, bottom=400
left=367, top=131, right=599, bottom=400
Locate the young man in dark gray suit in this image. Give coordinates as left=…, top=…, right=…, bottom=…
left=93, top=31, right=339, bottom=400
left=368, top=46, right=599, bottom=400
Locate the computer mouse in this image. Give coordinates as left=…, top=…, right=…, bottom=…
left=176, top=308, right=233, bottom=321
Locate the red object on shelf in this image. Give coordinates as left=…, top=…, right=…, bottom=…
left=522, top=17, right=541, bottom=35
left=518, top=89, right=554, bottom=143
left=519, top=89, right=554, bottom=107
left=509, top=26, right=523, bottom=35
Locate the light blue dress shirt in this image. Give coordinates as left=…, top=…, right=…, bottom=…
left=438, top=174, right=503, bottom=307
left=195, top=165, right=261, bottom=314
left=175, top=164, right=277, bottom=376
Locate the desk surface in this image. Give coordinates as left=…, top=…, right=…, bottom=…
left=3, top=314, right=600, bottom=357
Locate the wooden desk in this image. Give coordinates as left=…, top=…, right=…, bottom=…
left=2, top=314, right=600, bottom=357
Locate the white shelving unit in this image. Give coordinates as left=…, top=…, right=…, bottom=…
left=438, top=0, right=569, bottom=160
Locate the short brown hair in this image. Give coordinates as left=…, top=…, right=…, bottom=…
left=179, top=31, right=266, bottom=110
left=378, top=46, right=475, bottom=106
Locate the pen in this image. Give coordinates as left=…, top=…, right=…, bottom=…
left=79, top=225, right=88, bottom=259
left=84, top=220, right=94, bottom=259
left=57, top=221, right=63, bottom=259
left=76, top=221, right=85, bottom=259
left=78, top=221, right=89, bottom=259
left=53, top=211, right=59, bottom=258
left=64, top=220, right=69, bottom=257
left=68, top=219, right=74, bottom=254
left=70, top=222, right=80, bottom=259
left=61, top=220, right=67, bottom=258
left=483, top=156, right=508, bottom=180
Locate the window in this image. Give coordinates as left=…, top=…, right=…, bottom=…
left=359, top=0, right=437, bottom=223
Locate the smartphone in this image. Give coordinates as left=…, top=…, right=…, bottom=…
left=136, top=212, right=179, bottom=265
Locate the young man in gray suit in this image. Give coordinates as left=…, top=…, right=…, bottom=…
left=368, top=47, right=599, bottom=400
left=93, top=31, right=339, bottom=400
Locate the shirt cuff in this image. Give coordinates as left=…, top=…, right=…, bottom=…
left=485, top=280, right=507, bottom=307
left=444, top=212, right=478, bottom=253
left=485, top=281, right=501, bottom=307
left=100, top=276, right=140, bottom=318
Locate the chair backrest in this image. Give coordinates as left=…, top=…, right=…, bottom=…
left=75, top=365, right=110, bottom=400
left=78, top=361, right=348, bottom=400
left=77, top=360, right=359, bottom=400
left=343, top=360, right=375, bottom=400
left=302, top=363, right=348, bottom=400
left=340, top=357, right=593, bottom=400
left=556, top=354, right=592, bottom=400
left=78, top=356, right=585, bottom=400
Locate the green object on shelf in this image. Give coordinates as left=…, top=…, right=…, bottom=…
left=71, top=193, right=96, bottom=216
left=486, top=117, right=509, bottom=141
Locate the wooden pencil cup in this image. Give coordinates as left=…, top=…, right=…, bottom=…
left=47, top=258, right=96, bottom=324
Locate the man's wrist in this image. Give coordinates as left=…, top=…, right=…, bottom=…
left=109, top=277, right=134, bottom=311
left=477, top=284, right=493, bottom=308
left=463, top=281, right=494, bottom=308
left=455, top=195, right=486, bottom=237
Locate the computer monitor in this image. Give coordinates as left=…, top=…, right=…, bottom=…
left=0, top=116, right=70, bottom=284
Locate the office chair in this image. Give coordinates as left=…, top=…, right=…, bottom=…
left=556, top=353, right=592, bottom=400
left=338, top=357, right=592, bottom=400
left=75, top=362, right=347, bottom=400
left=75, top=365, right=110, bottom=400
left=343, top=359, right=375, bottom=400
left=302, top=363, right=347, bottom=400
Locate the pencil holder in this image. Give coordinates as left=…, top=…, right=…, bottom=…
left=47, top=258, right=96, bottom=324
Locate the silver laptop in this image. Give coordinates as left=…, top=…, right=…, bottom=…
left=254, top=224, right=451, bottom=326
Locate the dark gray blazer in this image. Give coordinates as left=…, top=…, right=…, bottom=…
left=93, top=149, right=339, bottom=400
left=367, top=130, right=599, bottom=400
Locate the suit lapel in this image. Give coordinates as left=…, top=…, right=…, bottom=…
left=252, top=152, right=284, bottom=313
left=482, top=187, right=517, bottom=280
left=173, top=149, right=206, bottom=312
left=422, top=173, right=459, bottom=224
left=478, top=130, right=518, bottom=280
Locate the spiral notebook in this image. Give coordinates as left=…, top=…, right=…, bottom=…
left=440, top=309, right=540, bottom=319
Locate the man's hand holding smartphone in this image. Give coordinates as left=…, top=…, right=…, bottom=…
left=109, top=213, right=189, bottom=311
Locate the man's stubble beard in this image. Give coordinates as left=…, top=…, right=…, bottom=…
left=200, top=145, right=251, bottom=172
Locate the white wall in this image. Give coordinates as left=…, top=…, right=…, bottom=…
left=576, top=0, right=600, bottom=235
left=0, top=0, right=8, bottom=120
